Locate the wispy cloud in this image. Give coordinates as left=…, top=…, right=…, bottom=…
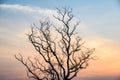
left=0, top=4, right=56, bottom=17
left=0, top=4, right=65, bottom=27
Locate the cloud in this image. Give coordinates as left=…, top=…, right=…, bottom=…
left=0, top=4, right=66, bottom=28
left=0, top=4, right=56, bottom=17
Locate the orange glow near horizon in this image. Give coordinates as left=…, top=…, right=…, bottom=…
left=0, top=35, right=120, bottom=79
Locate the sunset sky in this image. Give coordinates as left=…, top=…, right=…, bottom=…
left=0, top=0, right=120, bottom=80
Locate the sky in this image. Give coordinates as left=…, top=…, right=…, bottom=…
left=0, top=0, right=120, bottom=80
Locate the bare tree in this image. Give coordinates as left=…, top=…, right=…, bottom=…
left=15, top=8, right=95, bottom=80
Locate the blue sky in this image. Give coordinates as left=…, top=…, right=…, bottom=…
left=0, top=0, right=120, bottom=40
left=0, top=0, right=120, bottom=80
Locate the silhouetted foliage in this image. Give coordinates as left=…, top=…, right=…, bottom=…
left=15, top=7, right=95, bottom=80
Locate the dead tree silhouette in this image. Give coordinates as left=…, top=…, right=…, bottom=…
left=15, top=7, right=95, bottom=80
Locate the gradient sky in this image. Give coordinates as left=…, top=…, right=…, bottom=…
left=0, top=0, right=120, bottom=80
